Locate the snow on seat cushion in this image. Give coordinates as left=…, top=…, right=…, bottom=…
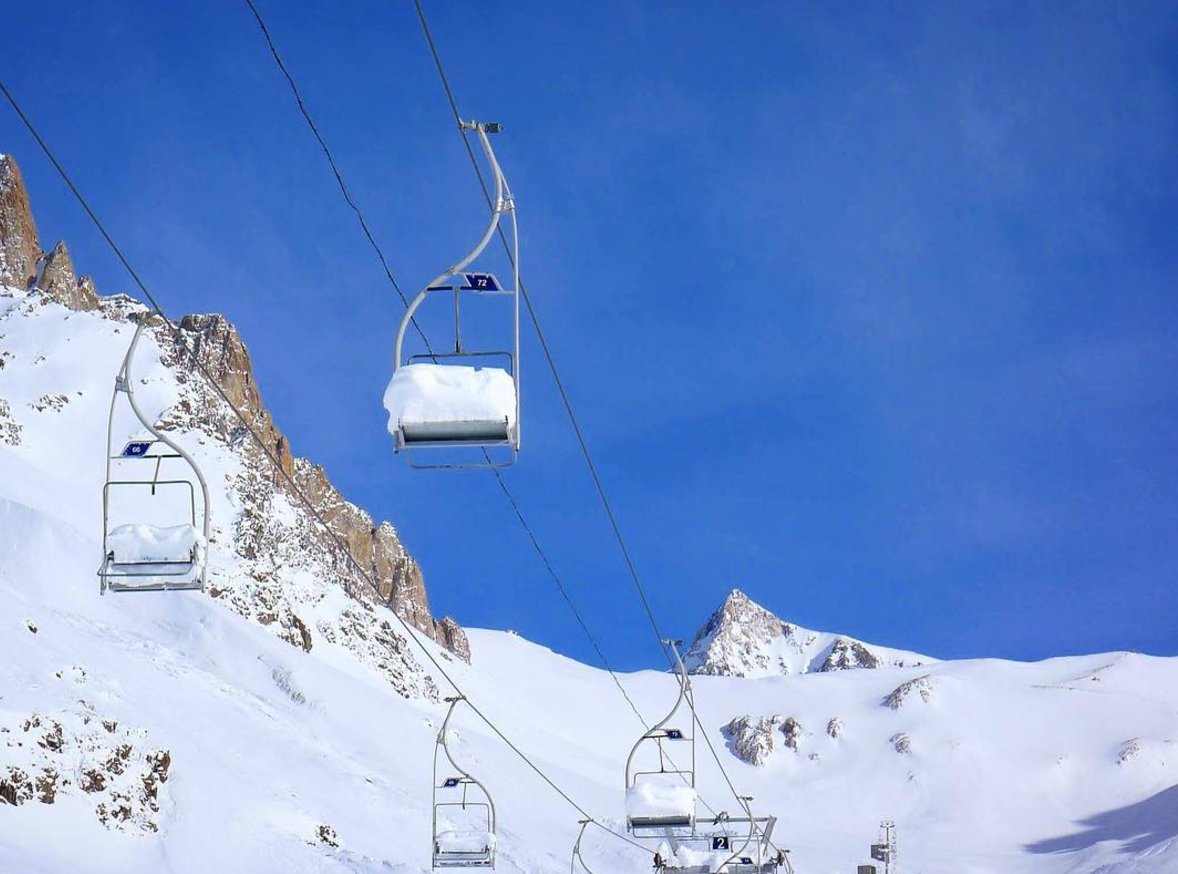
left=384, top=364, right=516, bottom=432
left=435, top=829, right=495, bottom=854
left=626, top=782, right=696, bottom=821
left=108, top=523, right=206, bottom=564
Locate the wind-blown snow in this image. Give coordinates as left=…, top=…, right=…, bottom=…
left=383, top=363, right=515, bottom=432
left=625, top=782, right=697, bottom=820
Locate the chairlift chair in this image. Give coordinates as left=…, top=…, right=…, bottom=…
left=385, top=120, right=521, bottom=469
left=624, top=640, right=697, bottom=835
left=433, top=696, right=498, bottom=869
left=653, top=806, right=787, bottom=874
left=98, top=311, right=211, bottom=594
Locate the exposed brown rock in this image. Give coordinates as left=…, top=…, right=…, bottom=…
left=0, top=155, right=40, bottom=289
left=1, top=768, right=32, bottom=806
left=38, top=240, right=98, bottom=310
left=0, top=399, right=21, bottom=446
left=883, top=675, right=933, bottom=710
left=174, top=313, right=272, bottom=437
left=437, top=617, right=470, bottom=663
left=780, top=716, right=804, bottom=751
left=284, top=613, right=313, bottom=653
left=723, top=715, right=781, bottom=766
left=819, top=638, right=881, bottom=672
left=34, top=767, right=58, bottom=804
left=80, top=768, right=107, bottom=793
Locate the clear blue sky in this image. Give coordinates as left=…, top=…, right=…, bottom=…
left=4, top=1, right=1176, bottom=669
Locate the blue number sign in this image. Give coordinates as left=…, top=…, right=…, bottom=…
left=121, top=441, right=154, bottom=458
left=464, top=272, right=500, bottom=292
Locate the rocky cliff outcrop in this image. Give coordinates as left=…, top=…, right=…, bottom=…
left=39, top=241, right=98, bottom=311
left=0, top=151, right=468, bottom=678
left=684, top=589, right=932, bottom=678
left=723, top=715, right=782, bottom=766
left=882, top=675, right=933, bottom=710
left=0, top=155, right=39, bottom=289
left=819, top=638, right=881, bottom=672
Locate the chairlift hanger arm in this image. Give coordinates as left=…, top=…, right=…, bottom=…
left=624, top=641, right=694, bottom=789
left=716, top=795, right=757, bottom=873
left=571, top=820, right=596, bottom=874
left=394, top=121, right=511, bottom=370
left=433, top=696, right=498, bottom=835
left=111, top=313, right=211, bottom=539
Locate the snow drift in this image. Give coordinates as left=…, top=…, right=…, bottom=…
left=383, top=363, right=516, bottom=434
left=107, top=523, right=206, bottom=565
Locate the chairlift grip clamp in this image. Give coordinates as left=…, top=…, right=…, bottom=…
left=461, top=119, right=503, bottom=134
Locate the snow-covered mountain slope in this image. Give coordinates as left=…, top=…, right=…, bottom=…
left=2, top=156, right=1176, bottom=874
left=8, top=549, right=1175, bottom=874
left=0, top=152, right=467, bottom=668
left=685, top=589, right=933, bottom=678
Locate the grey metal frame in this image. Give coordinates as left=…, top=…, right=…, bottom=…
left=98, top=311, right=211, bottom=594
left=392, top=120, right=521, bottom=470
left=624, top=641, right=791, bottom=874
left=432, top=696, right=498, bottom=869
left=624, top=640, right=698, bottom=835
left=652, top=805, right=787, bottom=874
left=571, top=819, right=608, bottom=874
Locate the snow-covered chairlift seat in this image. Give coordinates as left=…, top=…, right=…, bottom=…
left=101, top=523, right=208, bottom=593
left=625, top=640, right=698, bottom=834
left=626, top=782, right=698, bottom=830
left=434, top=829, right=497, bottom=867
left=433, top=696, right=498, bottom=869
left=99, top=311, right=212, bottom=595
left=385, top=363, right=516, bottom=447
left=390, top=120, right=521, bottom=469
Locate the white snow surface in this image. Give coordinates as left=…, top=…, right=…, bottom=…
left=435, top=830, right=495, bottom=854
left=1, top=287, right=1177, bottom=874
left=383, top=363, right=515, bottom=431
left=107, top=523, right=205, bottom=564
left=625, top=782, right=697, bottom=820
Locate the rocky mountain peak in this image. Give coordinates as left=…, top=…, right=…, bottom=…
left=0, top=155, right=40, bottom=289
left=683, top=588, right=932, bottom=678
left=38, top=240, right=99, bottom=311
